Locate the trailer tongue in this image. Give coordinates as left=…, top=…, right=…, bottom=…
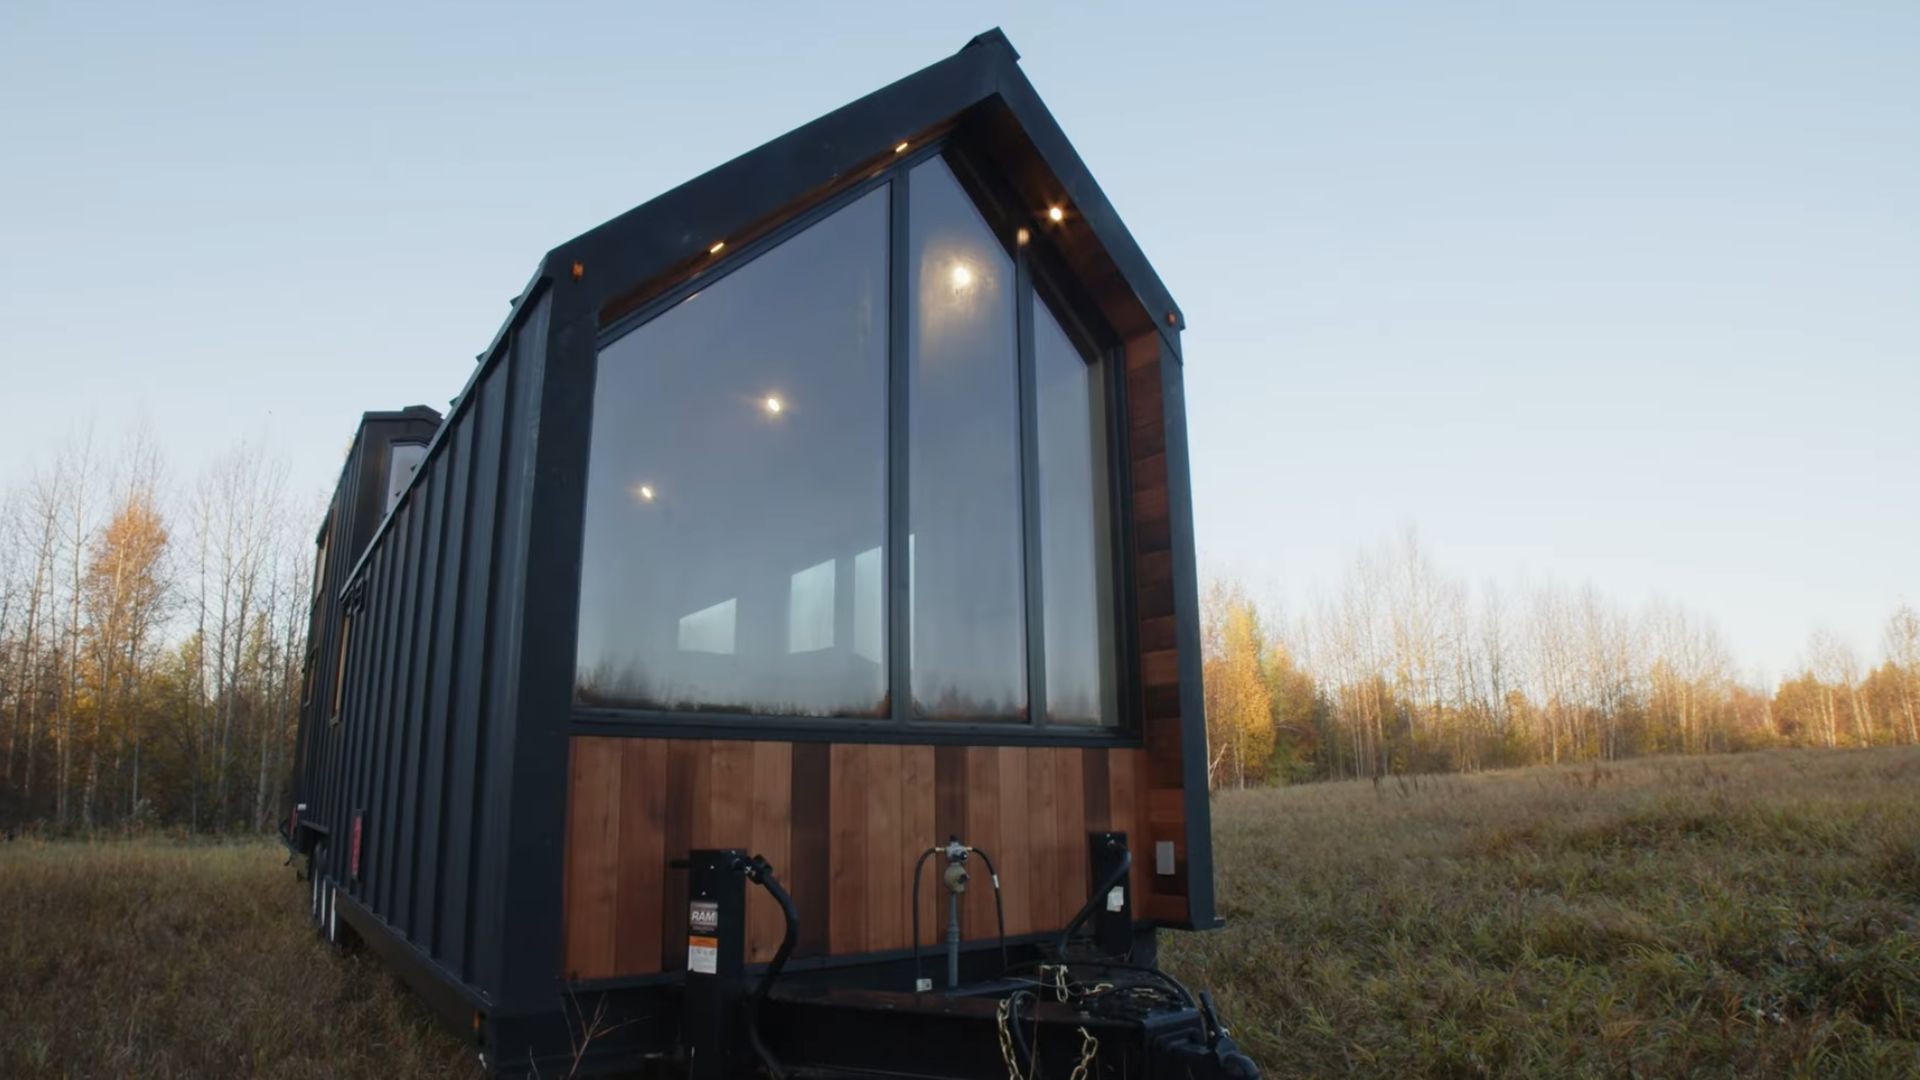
left=678, top=845, right=1259, bottom=1080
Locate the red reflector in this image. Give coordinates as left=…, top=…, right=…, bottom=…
left=350, top=813, right=364, bottom=880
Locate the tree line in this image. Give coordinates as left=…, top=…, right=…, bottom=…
left=6, top=438, right=1913, bottom=824
left=1203, top=531, right=1920, bottom=788
left=0, top=430, right=311, bottom=834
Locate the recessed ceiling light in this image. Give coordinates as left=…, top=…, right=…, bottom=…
left=1047, top=206, right=1065, bottom=223
left=709, top=241, right=726, bottom=255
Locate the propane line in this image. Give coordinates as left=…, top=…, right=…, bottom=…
left=908, top=838, right=1010, bottom=990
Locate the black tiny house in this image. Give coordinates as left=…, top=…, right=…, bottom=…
left=288, top=30, right=1251, bottom=1078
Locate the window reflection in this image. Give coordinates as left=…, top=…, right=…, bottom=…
left=575, top=154, right=1121, bottom=730
left=907, top=158, right=1027, bottom=720
left=1035, top=300, right=1116, bottom=724
left=574, top=188, right=890, bottom=716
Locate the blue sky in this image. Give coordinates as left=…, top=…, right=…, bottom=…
left=1, top=1, right=1913, bottom=677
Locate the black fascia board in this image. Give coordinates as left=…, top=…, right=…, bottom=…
left=540, top=28, right=1184, bottom=343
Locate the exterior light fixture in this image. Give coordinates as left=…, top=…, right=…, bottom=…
left=1016, top=227, right=1030, bottom=246
left=949, top=262, right=974, bottom=291
left=1047, top=205, right=1065, bottom=223
left=894, top=141, right=910, bottom=154
left=634, top=483, right=656, bottom=502
left=708, top=241, right=726, bottom=255
left=764, top=395, right=784, bottom=414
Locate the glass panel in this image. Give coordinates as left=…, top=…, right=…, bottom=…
left=787, top=560, right=834, bottom=654
left=907, top=157, right=1026, bottom=720
left=385, top=442, right=428, bottom=515
left=574, top=188, right=889, bottom=716
left=1034, top=300, right=1116, bottom=724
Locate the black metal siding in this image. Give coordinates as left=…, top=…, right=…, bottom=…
left=296, top=289, right=549, bottom=1002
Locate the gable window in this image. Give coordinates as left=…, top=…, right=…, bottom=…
left=575, top=187, right=890, bottom=716
left=908, top=158, right=1026, bottom=721
left=574, top=150, right=1119, bottom=729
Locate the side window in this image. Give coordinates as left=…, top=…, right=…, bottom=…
left=330, top=613, right=352, bottom=722
left=313, top=524, right=330, bottom=605
left=386, top=442, right=428, bottom=515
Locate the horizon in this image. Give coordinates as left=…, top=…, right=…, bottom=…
left=2, top=2, right=1913, bottom=678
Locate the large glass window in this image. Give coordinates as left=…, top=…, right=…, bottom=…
left=574, top=187, right=890, bottom=716
left=907, top=158, right=1027, bottom=721
left=1034, top=300, right=1117, bottom=725
left=575, top=150, right=1121, bottom=729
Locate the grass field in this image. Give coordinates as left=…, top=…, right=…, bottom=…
left=0, top=838, right=478, bottom=1079
left=4, top=747, right=1916, bottom=1078
left=1166, top=747, right=1920, bottom=1078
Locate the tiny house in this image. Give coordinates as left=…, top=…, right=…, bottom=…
left=288, top=30, right=1237, bottom=1078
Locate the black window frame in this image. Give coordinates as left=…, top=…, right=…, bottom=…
left=570, top=139, right=1137, bottom=745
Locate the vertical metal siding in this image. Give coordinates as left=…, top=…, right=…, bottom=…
left=443, top=362, right=509, bottom=978
left=293, top=308, right=545, bottom=999
left=400, top=462, right=445, bottom=937
left=472, top=292, right=545, bottom=993
left=484, top=293, right=561, bottom=1009
left=392, top=482, right=430, bottom=931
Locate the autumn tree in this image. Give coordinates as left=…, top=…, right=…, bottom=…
left=1202, top=581, right=1275, bottom=789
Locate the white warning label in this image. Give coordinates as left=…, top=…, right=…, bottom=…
left=688, top=935, right=718, bottom=974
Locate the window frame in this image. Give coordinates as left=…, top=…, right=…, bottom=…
left=330, top=610, right=352, bottom=726
left=570, top=139, right=1137, bottom=744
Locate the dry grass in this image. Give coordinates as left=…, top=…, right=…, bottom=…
left=1165, top=746, right=1920, bottom=1078
left=7, top=748, right=1918, bottom=1078
left=0, top=838, right=478, bottom=1079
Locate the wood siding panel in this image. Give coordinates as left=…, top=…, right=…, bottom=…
left=615, top=738, right=667, bottom=976
left=827, top=744, right=869, bottom=955
left=995, top=746, right=1032, bottom=936
left=1026, top=747, right=1060, bottom=930
left=862, top=743, right=906, bottom=953
left=790, top=743, right=832, bottom=958
left=561, top=732, right=1181, bottom=979
left=1055, top=748, right=1089, bottom=911
left=747, top=740, right=792, bottom=964
left=901, top=746, right=938, bottom=947
left=961, top=747, right=1002, bottom=941
left=562, top=738, right=620, bottom=980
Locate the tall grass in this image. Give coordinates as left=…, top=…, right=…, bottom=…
left=0, top=839, right=477, bottom=1079
left=1165, top=747, right=1920, bottom=1078
left=6, top=749, right=1916, bottom=1077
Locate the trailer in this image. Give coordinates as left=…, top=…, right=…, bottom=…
left=286, top=29, right=1253, bottom=1078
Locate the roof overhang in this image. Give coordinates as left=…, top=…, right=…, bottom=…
left=541, top=29, right=1183, bottom=352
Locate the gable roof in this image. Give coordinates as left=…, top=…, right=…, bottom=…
left=541, top=29, right=1184, bottom=349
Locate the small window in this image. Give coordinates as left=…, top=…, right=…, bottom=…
left=330, top=613, right=352, bottom=722
left=386, top=442, right=428, bottom=515
left=301, top=647, right=317, bottom=709
left=313, top=526, right=330, bottom=605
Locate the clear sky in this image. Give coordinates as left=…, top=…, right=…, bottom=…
left=2, top=1, right=1914, bottom=678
